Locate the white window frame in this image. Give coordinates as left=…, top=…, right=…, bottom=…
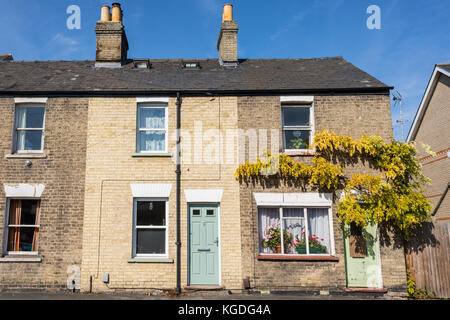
left=13, top=104, right=46, bottom=154
left=258, top=205, right=334, bottom=256
left=136, top=103, right=169, bottom=154
left=132, top=197, right=169, bottom=258
left=281, top=103, right=315, bottom=152
left=3, top=198, right=41, bottom=256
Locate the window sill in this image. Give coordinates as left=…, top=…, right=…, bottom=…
left=5, top=153, right=47, bottom=159
left=132, top=152, right=173, bottom=158
left=0, top=256, right=42, bottom=263
left=257, top=255, right=339, bottom=262
left=283, top=150, right=316, bottom=157
left=127, top=258, right=174, bottom=263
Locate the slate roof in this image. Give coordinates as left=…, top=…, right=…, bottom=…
left=0, top=57, right=391, bottom=94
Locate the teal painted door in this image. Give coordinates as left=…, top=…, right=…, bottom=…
left=344, top=223, right=382, bottom=288
left=189, top=204, right=220, bottom=285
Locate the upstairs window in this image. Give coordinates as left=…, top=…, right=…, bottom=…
left=14, top=105, right=46, bottom=152
left=137, top=103, right=168, bottom=153
left=6, top=199, right=41, bottom=253
left=282, top=105, right=313, bottom=151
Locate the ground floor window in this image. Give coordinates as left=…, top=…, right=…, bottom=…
left=133, top=198, right=168, bottom=257
left=6, top=199, right=40, bottom=252
left=259, top=207, right=331, bottom=255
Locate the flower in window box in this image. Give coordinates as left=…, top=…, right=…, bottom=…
left=261, top=222, right=293, bottom=253
left=293, top=234, right=327, bottom=254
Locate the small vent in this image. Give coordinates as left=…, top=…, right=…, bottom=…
left=133, top=59, right=151, bottom=69
left=182, top=61, right=200, bottom=69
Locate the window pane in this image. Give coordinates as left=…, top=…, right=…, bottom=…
left=307, top=208, right=330, bottom=254
left=282, top=107, right=310, bottom=126
left=139, top=131, right=165, bottom=152
left=20, top=200, right=39, bottom=225
left=136, top=229, right=165, bottom=254
left=284, top=130, right=310, bottom=149
left=17, top=130, right=43, bottom=151
left=136, top=201, right=165, bottom=226
left=7, top=227, right=36, bottom=251
left=192, top=209, right=200, bottom=216
left=139, top=107, right=165, bottom=129
left=17, top=106, right=45, bottom=128
left=282, top=208, right=305, bottom=254
left=259, top=208, right=281, bottom=254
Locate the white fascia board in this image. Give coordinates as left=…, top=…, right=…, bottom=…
left=407, top=66, right=449, bottom=142
left=280, top=96, right=314, bottom=103
left=254, top=192, right=332, bottom=207
left=14, top=98, right=48, bottom=104
left=130, top=184, right=172, bottom=198
left=136, top=97, right=169, bottom=103
left=184, top=189, right=223, bottom=203
left=4, top=184, right=45, bottom=198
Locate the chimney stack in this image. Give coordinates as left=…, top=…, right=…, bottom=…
left=95, top=3, right=128, bottom=67
left=217, top=4, right=238, bottom=66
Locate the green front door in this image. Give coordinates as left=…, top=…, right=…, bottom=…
left=189, top=204, right=220, bottom=285
left=344, top=223, right=382, bottom=288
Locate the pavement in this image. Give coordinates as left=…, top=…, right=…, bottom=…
left=0, top=290, right=406, bottom=300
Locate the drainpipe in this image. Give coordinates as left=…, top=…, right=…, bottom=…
left=175, top=92, right=182, bottom=295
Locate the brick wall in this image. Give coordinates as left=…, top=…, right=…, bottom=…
left=81, top=97, right=242, bottom=292
left=0, top=97, right=88, bottom=289
left=217, top=21, right=238, bottom=62
left=237, top=93, right=407, bottom=293
left=413, top=74, right=450, bottom=220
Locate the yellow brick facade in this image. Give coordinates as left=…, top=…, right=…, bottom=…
left=80, top=97, right=242, bottom=292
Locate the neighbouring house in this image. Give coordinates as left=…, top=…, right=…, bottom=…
left=405, top=63, right=450, bottom=298
left=0, top=3, right=407, bottom=296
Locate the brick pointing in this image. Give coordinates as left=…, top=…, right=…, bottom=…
left=0, top=97, right=88, bottom=289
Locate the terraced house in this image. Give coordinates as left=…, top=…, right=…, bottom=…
left=0, top=4, right=406, bottom=296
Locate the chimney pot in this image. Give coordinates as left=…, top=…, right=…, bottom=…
left=222, top=4, right=233, bottom=21
left=111, top=3, right=122, bottom=22
left=100, top=5, right=111, bottom=22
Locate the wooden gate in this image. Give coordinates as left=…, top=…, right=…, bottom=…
left=405, top=221, right=450, bottom=298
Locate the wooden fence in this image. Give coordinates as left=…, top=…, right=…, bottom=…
left=405, top=221, right=450, bottom=298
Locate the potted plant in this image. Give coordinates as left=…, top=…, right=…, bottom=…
left=292, top=232, right=327, bottom=254
left=261, top=222, right=293, bottom=253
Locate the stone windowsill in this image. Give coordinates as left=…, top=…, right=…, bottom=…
left=132, top=152, right=173, bottom=158
left=257, top=255, right=339, bottom=262
left=127, top=258, right=174, bottom=263
left=0, top=256, right=42, bottom=263
left=283, top=150, right=316, bottom=157
left=5, top=153, right=48, bottom=159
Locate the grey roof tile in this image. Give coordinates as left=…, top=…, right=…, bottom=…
left=0, top=57, right=390, bottom=93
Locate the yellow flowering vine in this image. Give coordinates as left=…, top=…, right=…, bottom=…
left=235, top=130, right=432, bottom=236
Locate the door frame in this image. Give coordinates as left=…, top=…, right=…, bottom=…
left=187, top=203, right=221, bottom=286
left=343, top=223, right=384, bottom=288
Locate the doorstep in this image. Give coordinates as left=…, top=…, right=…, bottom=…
left=184, top=285, right=224, bottom=291
left=343, top=287, right=388, bottom=293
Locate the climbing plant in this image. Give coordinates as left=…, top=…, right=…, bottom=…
left=235, top=130, right=432, bottom=236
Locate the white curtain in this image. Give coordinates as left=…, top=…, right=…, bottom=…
left=282, top=208, right=305, bottom=254
left=141, top=132, right=165, bottom=151
left=16, top=107, right=27, bottom=150
left=258, top=208, right=279, bottom=253
left=140, top=107, right=165, bottom=129
left=307, top=208, right=330, bottom=254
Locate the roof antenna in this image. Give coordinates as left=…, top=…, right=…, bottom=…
left=392, top=90, right=408, bottom=142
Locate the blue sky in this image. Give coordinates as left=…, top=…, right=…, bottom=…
left=0, top=0, right=449, bottom=141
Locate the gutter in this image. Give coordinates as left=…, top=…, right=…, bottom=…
left=0, top=87, right=393, bottom=97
